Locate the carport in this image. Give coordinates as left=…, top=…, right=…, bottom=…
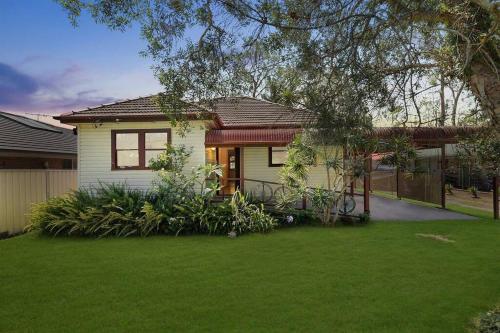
left=360, top=126, right=498, bottom=219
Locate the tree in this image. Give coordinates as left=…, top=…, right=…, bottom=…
left=58, top=0, right=499, bottom=127
left=455, top=130, right=500, bottom=177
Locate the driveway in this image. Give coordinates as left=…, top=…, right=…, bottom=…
left=353, top=194, right=476, bottom=221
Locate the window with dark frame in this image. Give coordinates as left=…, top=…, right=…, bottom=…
left=62, top=159, right=73, bottom=169
left=112, top=129, right=171, bottom=170
left=268, top=146, right=288, bottom=167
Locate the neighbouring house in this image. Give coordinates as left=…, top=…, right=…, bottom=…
left=55, top=96, right=335, bottom=196
left=0, top=111, right=77, bottom=169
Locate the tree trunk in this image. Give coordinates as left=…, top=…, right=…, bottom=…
left=468, top=61, right=500, bottom=127
left=439, top=72, right=446, bottom=126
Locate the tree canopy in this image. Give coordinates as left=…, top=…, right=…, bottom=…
left=58, top=0, right=499, bottom=129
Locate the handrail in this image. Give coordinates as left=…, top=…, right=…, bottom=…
left=220, top=177, right=362, bottom=196
left=215, top=177, right=359, bottom=215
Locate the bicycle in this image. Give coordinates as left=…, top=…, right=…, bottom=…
left=338, top=193, right=356, bottom=214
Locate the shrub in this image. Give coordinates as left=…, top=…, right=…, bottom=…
left=358, top=212, right=370, bottom=224
left=470, top=186, right=480, bottom=199
left=165, top=190, right=275, bottom=236
left=28, top=184, right=153, bottom=237
left=270, top=208, right=319, bottom=227
left=27, top=185, right=276, bottom=238
left=229, top=191, right=276, bottom=234
left=474, top=306, right=500, bottom=333
left=28, top=145, right=276, bottom=238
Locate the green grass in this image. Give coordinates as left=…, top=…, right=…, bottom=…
left=446, top=203, right=494, bottom=220
left=1, top=220, right=500, bottom=332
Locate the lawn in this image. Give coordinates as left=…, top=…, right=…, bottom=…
left=1, top=220, right=499, bottom=332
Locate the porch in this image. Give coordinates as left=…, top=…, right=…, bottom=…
left=204, top=126, right=499, bottom=220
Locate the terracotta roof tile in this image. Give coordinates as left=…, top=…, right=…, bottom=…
left=209, top=97, right=312, bottom=128
left=57, top=95, right=312, bottom=129
left=65, top=95, right=204, bottom=115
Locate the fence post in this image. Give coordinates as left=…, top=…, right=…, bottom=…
left=396, top=167, right=400, bottom=199
left=440, top=144, right=446, bottom=209
left=45, top=170, right=50, bottom=200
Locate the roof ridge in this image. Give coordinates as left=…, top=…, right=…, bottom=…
left=67, top=94, right=306, bottom=116
left=0, top=111, right=64, bottom=133
left=68, top=93, right=161, bottom=115
left=212, top=95, right=311, bottom=113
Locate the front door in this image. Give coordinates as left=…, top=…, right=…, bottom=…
left=217, top=147, right=240, bottom=195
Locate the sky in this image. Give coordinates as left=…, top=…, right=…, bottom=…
left=0, top=0, right=162, bottom=115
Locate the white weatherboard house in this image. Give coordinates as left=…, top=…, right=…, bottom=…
left=56, top=96, right=335, bottom=197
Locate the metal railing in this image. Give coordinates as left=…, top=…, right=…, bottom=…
left=217, top=177, right=360, bottom=214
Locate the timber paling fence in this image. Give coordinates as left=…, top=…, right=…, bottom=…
left=0, top=170, right=77, bottom=235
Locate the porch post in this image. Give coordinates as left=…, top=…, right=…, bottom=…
left=441, top=144, right=446, bottom=209
left=494, top=175, right=499, bottom=220
left=363, top=153, right=371, bottom=214
left=240, top=147, right=244, bottom=193
left=396, top=167, right=400, bottom=199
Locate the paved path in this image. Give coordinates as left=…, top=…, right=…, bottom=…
left=353, top=195, right=476, bottom=221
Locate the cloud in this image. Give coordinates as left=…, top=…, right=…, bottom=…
left=0, top=63, right=39, bottom=105
left=0, top=61, right=117, bottom=114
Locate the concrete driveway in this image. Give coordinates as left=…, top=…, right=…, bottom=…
left=353, top=194, right=476, bottom=221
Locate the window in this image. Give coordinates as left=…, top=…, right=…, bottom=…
left=62, top=159, right=73, bottom=169
left=268, top=146, right=288, bottom=167
left=116, top=133, right=139, bottom=167
left=112, top=129, right=171, bottom=170
left=145, top=132, right=169, bottom=167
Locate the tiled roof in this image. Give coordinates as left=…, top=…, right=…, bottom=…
left=205, top=128, right=301, bottom=146
left=209, top=97, right=312, bottom=128
left=56, top=95, right=312, bottom=129
left=0, top=111, right=77, bottom=155
left=55, top=95, right=208, bottom=123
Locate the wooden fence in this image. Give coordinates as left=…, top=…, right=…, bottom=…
left=0, top=170, right=77, bottom=235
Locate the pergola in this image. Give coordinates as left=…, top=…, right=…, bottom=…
left=361, top=126, right=498, bottom=219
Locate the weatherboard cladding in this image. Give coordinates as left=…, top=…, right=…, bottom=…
left=0, top=112, right=77, bottom=154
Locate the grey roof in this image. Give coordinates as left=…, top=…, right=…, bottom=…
left=57, top=95, right=312, bottom=129
left=0, top=111, right=77, bottom=155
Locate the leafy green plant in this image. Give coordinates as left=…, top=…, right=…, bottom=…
left=473, top=306, right=500, bottom=333
left=27, top=184, right=152, bottom=237
left=469, top=186, right=480, bottom=199
left=446, top=183, right=454, bottom=195
left=276, top=135, right=349, bottom=225
left=229, top=191, right=276, bottom=234
left=29, top=145, right=276, bottom=238
left=378, top=135, right=417, bottom=172
left=358, top=212, right=370, bottom=224
left=28, top=186, right=276, bottom=237
left=270, top=208, right=319, bottom=227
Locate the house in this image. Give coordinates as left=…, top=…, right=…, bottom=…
left=0, top=111, right=77, bottom=169
left=55, top=96, right=334, bottom=196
